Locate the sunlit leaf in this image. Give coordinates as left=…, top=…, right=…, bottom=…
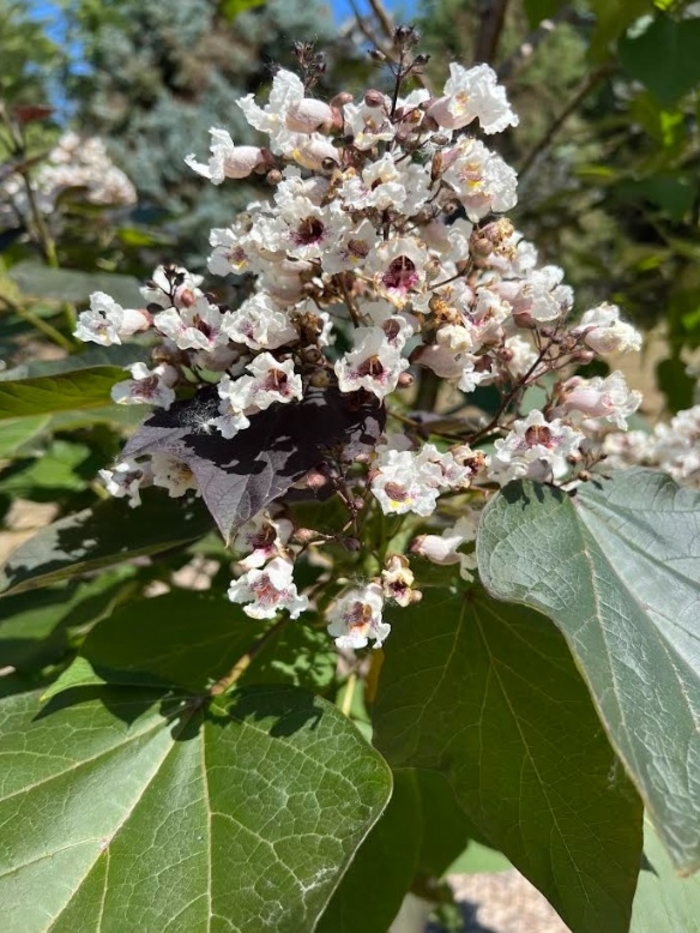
left=0, top=684, right=392, bottom=933
left=477, top=470, right=700, bottom=872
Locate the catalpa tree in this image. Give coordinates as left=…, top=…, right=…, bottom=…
left=1, top=27, right=699, bottom=933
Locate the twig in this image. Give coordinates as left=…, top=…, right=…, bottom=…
left=208, top=616, right=288, bottom=696
left=497, top=7, right=581, bottom=81
left=367, top=0, right=394, bottom=40
left=518, top=63, right=612, bottom=181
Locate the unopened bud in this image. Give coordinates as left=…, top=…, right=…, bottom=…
left=342, top=536, right=361, bottom=552
left=293, top=527, right=318, bottom=544
left=175, top=287, right=196, bottom=308
left=331, top=92, right=354, bottom=109
left=364, top=89, right=386, bottom=109
left=397, top=372, right=414, bottom=388
left=266, top=168, right=283, bottom=186
left=369, top=48, right=386, bottom=62
left=304, top=468, right=330, bottom=491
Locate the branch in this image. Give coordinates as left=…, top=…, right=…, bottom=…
left=518, top=63, right=612, bottom=181
left=473, top=0, right=511, bottom=65
left=498, top=10, right=569, bottom=81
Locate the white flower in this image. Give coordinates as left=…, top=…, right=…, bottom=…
left=244, top=354, right=304, bottom=409
left=488, top=411, right=585, bottom=484
left=110, top=362, right=178, bottom=409
left=227, top=557, right=309, bottom=619
left=75, top=292, right=150, bottom=345
left=555, top=372, right=642, bottom=429
left=153, top=297, right=225, bottom=351
left=326, top=583, right=389, bottom=649
left=341, top=155, right=431, bottom=214
left=150, top=453, right=199, bottom=497
left=323, top=219, right=379, bottom=275
left=368, top=236, right=428, bottom=306
left=221, top=293, right=298, bottom=350
left=441, top=137, right=518, bottom=221
left=237, top=69, right=333, bottom=160
left=370, top=447, right=444, bottom=517
left=334, top=327, right=409, bottom=400
left=411, top=512, right=480, bottom=580
left=185, top=129, right=266, bottom=184
left=99, top=458, right=151, bottom=508
left=232, top=511, right=294, bottom=570
left=259, top=196, right=349, bottom=263
left=498, top=266, right=572, bottom=323
left=140, top=265, right=204, bottom=310
left=427, top=63, right=519, bottom=134
left=343, top=98, right=394, bottom=150
left=213, top=354, right=303, bottom=438
left=381, top=555, right=418, bottom=607
left=572, top=303, right=642, bottom=355
left=652, top=405, right=700, bottom=486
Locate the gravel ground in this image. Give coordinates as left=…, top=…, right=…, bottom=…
left=446, top=871, right=571, bottom=933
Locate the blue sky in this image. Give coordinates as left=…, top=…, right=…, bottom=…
left=330, top=0, right=418, bottom=22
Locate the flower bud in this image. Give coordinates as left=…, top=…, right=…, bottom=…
left=330, top=92, right=354, bottom=109
left=286, top=98, right=335, bottom=134
left=364, top=89, right=386, bottom=109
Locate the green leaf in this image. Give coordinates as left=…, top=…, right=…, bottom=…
left=44, top=591, right=268, bottom=696
left=219, top=0, right=266, bottom=21
left=0, top=439, right=94, bottom=498
left=413, top=770, right=471, bottom=878
left=0, top=490, right=213, bottom=597
left=9, top=261, right=142, bottom=307
left=477, top=471, right=700, bottom=872
left=588, top=0, right=653, bottom=62
left=239, top=615, right=337, bottom=693
left=631, top=820, right=700, bottom=932
left=373, top=587, right=643, bottom=933
left=2, top=343, right=147, bottom=381
left=0, top=684, right=392, bottom=933
left=446, top=841, right=512, bottom=876
left=316, top=769, right=420, bottom=933
left=619, top=15, right=700, bottom=107
left=0, top=368, right=124, bottom=419
left=0, top=415, right=49, bottom=457
left=0, top=572, right=132, bottom=673
left=656, top=356, right=695, bottom=412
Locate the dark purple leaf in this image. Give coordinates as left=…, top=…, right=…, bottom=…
left=122, top=386, right=385, bottom=541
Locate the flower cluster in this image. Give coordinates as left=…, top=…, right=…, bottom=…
left=76, top=32, right=644, bottom=648
left=602, top=359, right=700, bottom=487
left=0, top=132, right=137, bottom=229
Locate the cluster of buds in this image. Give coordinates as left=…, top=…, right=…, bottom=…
left=77, top=29, right=643, bottom=648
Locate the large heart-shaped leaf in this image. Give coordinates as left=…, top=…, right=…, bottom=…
left=122, top=385, right=385, bottom=542
left=0, top=490, right=212, bottom=597
left=0, top=684, right=392, bottom=933
left=372, top=586, right=643, bottom=933
left=477, top=470, right=700, bottom=872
